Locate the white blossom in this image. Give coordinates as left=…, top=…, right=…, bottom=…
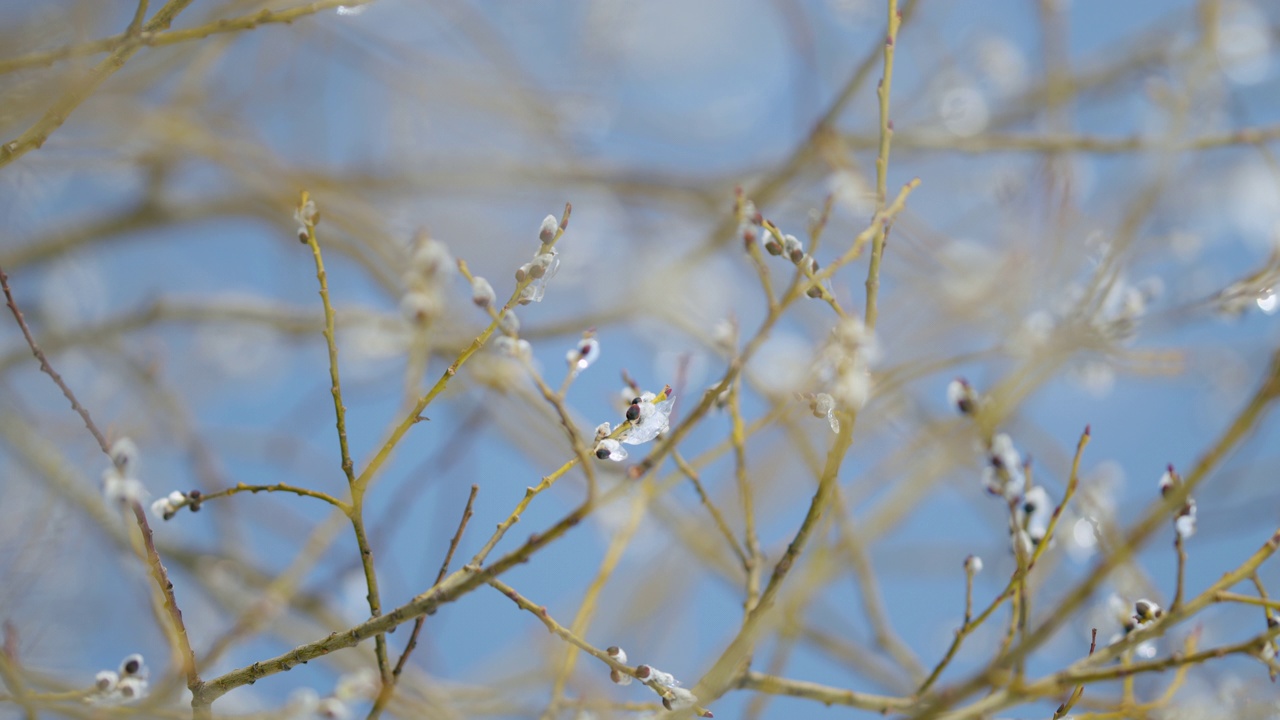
left=1175, top=499, right=1197, bottom=539
left=982, top=433, right=1025, bottom=500
left=293, top=198, right=317, bottom=239
left=604, top=647, right=633, bottom=685
left=964, top=554, right=983, bottom=574
left=493, top=336, right=532, bottom=361
left=815, top=317, right=879, bottom=411
left=809, top=393, right=839, bottom=434
left=663, top=686, right=700, bottom=711
left=470, top=276, right=496, bottom=308
left=521, top=249, right=560, bottom=303
left=539, top=214, right=559, bottom=244
left=94, top=670, right=118, bottom=691
left=317, top=697, right=352, bottom=720
left=594, top=422, right=612, bottom=440
left=594, top=438, right=627, bottom=462
left=89, top=655, right=149, bottom=705
left=119, top=653, right=146, bottom=678
left=400, top=290, right=440, bottom=324
left=619, top=390, right=676, bottom=445
left=782, top=234, right=804, bottom=261
left=104, top=469, right=145, bottom=506
left=110, top=438, right=139, bottom=473
left=115, top=677, right=148, bottom=702
left=947, top=378, right=977, bottom=415
left=1107, top=596, right=1161, bottom=659
left=150, top=497, right=174, bottom=521
left=499, top=310, right=520, bottom=334
left=832, top=368, right=871, bottom=411
left=636, top=665, right=679, bottom=689
left=410, top=237, right=454, bottom=278
left=1134, top=598, right=1163, bottom=623
left=294, top=198, right=317, bottom=228
left=711, top=319, right=737, bottom=354
left=566, top=336, right=600, bottom=373
left=1019, top=486, right=1053, bottom=545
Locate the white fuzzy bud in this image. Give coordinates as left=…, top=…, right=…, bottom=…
left=151, top=498, right=174, bottom=521
left=539, top=214, right=559, bottom=244
left=103, top=469, right=145, bottom=506
left=1175, top=499, right=1197, bottom=539
left=566, top=337, right=600, bottom=373
left=663, top=686, right=700, bottom=711
left=1020, top=486, right=1052, bottom=544
left=809, top=393, right=840, bottom=434
left=410, top=237, right=453, bottom=277
left=1134, top=598, right=1162, bottom=623
left=498, top=310, right=520, bottom=335
left=947, top=378, right=977, bottom=415
left=782, top=234, right=804, bottom=261
left=110, top=438, right=139, bottom=473
left=95, top=670, right=118, bottom=691
left=119, top=654, right=145, bottom=678
left=115, top=676, right=147, bottom=701
left=400, top=290, right=439, bottom=323
left=294, top=199, right=317, bottom=228
left=594, top=438, right=627, bottom=462
left=964, top=554, right=983, bottom=574
left=317, top=697, right=352, bottom=720
left=470, top=276, right=496, bottom=308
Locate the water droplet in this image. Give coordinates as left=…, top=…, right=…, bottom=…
left=1257, top=288, right=1279, bottom=315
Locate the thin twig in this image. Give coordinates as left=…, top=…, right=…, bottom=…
left=0, top=0, right=197, bottom=171
left=352, top=204, right=571, bottom=497
left=736, top=671, right=910, bottom=713
left=1052, top=629, right=1096, bottom=719
left=0, top=0, right=377, bottom=75
left=544, top=484, right=650, bottom=718
left=863, top=0, right=902, bottom=332
left=0, top=649, right=37, bottom=720
left=299, top=191, right=390, bottom=683
left=728, top=377, right=762, bottom=614
left=191, top=482, right=348, bottom=511
left=0, top=264, right=202, bottom=702
left=916, top=426, right=1090, bottom=695
left=370, top=485, right=479, bottom=720
left=671, top=450, right=749, bottom=569
left=486, top=577, right=713, bottom=717
left=1173, top=532, right=1187, bottom=610
left=692, top=410, right=857, bottom=702
left=0, top=266, right=110, bottom=455
left=300, top=191, right=357, bottom=486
